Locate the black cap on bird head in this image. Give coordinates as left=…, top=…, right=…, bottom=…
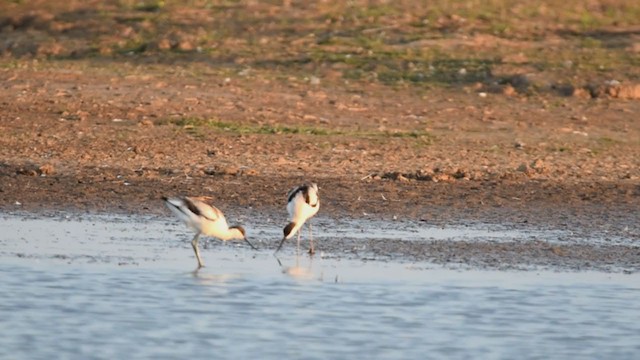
left=231, top=225, right=246, bottom=238
left=230, top=225, right=257, bottom=250
left=283, top=222, right=296, bottom=239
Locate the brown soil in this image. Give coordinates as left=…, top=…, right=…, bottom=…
left=1, top=64, right=638, bottom=218
left=1, top=1, right=639, bottom=271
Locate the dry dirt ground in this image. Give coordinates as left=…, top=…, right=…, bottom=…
left=1, top=1, right=639, bottom=271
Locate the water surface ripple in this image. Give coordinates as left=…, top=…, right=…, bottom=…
left=1, top=213, right=639, bottom=359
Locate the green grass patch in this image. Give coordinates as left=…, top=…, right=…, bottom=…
left=596, top=136, right=621, bottom=146
left=164, top=117, right=341, bottom=136
left=118, top=0, right=165, bottom=12
left=162, top=117, right=434, bottom=141
left=310, top=47, right=496, bottom=86
left=5, top=0, right=638, bottom=92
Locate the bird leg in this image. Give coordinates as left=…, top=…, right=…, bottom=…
left=191, top=232, right=204, bottom=268
left=308, top=222, right=315, bottom=256
left=296, top=230, right=301, bottom=255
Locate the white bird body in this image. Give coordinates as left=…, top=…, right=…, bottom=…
left=165, top=196, right=241, bottom=240
left=163, top=196, right=256, bottom=268
left=286, top=185, right=320, bottom=238
left=276, top=183, right=320, bottom=254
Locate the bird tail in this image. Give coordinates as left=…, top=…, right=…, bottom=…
left=162, top=196, right=182, bottom=208
left=163, top=196, right=192, bottom=223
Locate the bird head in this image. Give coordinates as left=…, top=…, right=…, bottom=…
left=230, top=225, right=257, bottom=250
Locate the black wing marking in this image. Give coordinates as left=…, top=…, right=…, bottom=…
left=184, top=197, right=202, bottom=216
left=287, top=184, right=319, bottom=207
left=304, top=189, right=311, bottom=204
left=287, top=185, right=309, bottom=204
left=230, top=225, right=246, bottom=237
left=184, top=197, right=220, bottom=222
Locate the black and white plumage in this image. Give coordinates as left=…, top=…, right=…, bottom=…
left=275, top=183, right=320, bottom=254
left=163, top=196, right=257, bottom=268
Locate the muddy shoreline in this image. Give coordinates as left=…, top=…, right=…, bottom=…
left=2, top=143, right=639, bottom=275
left=1, top=1, right=639, bottom=273
left=2, top=176, right=638, bottom=274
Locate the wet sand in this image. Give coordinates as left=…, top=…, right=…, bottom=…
left=1, top=1, right=639, bottom=274
left=2, top=211, right=638, bottom=273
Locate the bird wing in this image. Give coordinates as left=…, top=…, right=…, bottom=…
left=184, top=197, right=223, bottom=222
left=306, top=186, right=319, bottom=207
left=286, top=185, right=303, bottom=203
left=288, top=184, right=319, bottom=207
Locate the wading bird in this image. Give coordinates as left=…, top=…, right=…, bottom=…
left=275, top=183, right=320, bottom=255
left=163, top=196, right=257, bottom=268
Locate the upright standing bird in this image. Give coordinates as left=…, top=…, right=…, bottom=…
left=163, top=196, right=257, bottom=268
left=275, top=183, right=320, bottom=255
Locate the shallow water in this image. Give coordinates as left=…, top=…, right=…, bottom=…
left=1, top=214, right=639, bottom=359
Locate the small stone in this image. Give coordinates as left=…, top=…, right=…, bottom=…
left=309, top=76, right=321, bottom=85
left=615, top=84, right=640, bottom=99
left=16, top=167, right=38, bottom=176
left=39, top=164, right=55, bottom=175
left=554, top=84, right=576, bottom=97
left=484, top=83, right=503, bottom=94
left=139, top=118, right=154, bottom=126
left=509, top=74, right=530, bottom=91
left=434, top=173, right=452, bottom=182
left=157, top=38, right=172, bottom=50
left=415, top=169, right=434, bottom=181
left=177, top=41, right=194, bottom=51
left=584, top=84, right=604, bottom=98
left=382, top=172, right=408, bottom=181
left=530, top=159, right=546, bottom=173
left=132, top=145, right=147, bottom=154
left=605, top=79, right=621, bottom=87
left=222, top=166, right=239, bottom=176
left=572, top=87, right=591, bottom=98
left=452, top=169, right=466, bottom=179
left=502, top=84, right=516, bottom=96
left=517, top=163, right=530, bottom=173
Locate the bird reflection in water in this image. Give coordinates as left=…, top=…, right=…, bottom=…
left=189, top=268, right=239, bottom=287
left=275, top=249, right=318, bottom=281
